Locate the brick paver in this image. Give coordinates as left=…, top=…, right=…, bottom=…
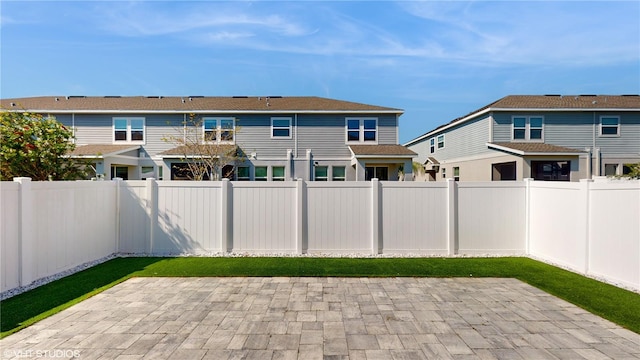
left=1, top=277, right=639, bottom=359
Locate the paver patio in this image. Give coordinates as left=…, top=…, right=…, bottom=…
left=1, top=277, right=639, bottom=359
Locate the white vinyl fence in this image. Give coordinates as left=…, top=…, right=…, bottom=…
left=1, top=178, right=638, bottom=293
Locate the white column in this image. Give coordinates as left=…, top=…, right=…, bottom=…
left=14, top=177, right=34, bottom=286
left=581, top=178, right=594, bottom=275
left=523, top=178, right=533, bottom=255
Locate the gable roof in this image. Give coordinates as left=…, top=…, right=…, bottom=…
left=404, top=95, right=640, bottom=146
left=487, top=142, right=586, bottom=156
left=0, top=96, right=402, bottom=114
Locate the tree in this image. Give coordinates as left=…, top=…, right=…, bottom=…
left=162, top=114, right=244, bottom=181
left=1, top=111, right=89, bottom=181
left=621, top=163, right=640, bottom=179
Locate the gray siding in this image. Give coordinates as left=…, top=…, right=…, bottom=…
left=73, top=114, right=113, bottom=144
left=145, top=114, right=186, bottom=156
left=493, top=111, right=640, bottom=155
left=236, top=114, right=294, bottom=158
left=595, top=112, right=640, bottom=155
left=297, top=113, right=397, bottom=158
left=429, top=115, right=492, bottom=161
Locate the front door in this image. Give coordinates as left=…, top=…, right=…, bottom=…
left=365, top=166, right=388, bottom=181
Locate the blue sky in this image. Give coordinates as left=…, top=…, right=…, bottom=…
left=1, top=1, right=639, bottom=143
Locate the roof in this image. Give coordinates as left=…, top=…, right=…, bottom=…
left=426, top=156, right=440, bottom=165
left=487, top=142, right=586, bottom=156
left=158, top=144, right=238, bottom=158
left=404, top=95, right=640, bottom=146
left=0, top=96, right=402, bottom=114
left=69, top=144, right=140, bottom=157
left=349, top=144, right=416, bottom=157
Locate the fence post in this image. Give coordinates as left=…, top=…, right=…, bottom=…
left=146, top=178, right=158, bottom=254
left=446, top=178, right=457, bottom=256
left=296, top=179, right=307, bottom=254
left=581, top=178, right=593, bottom=275
left=114, top=177, right=122, bottom=253
left=14, top=177, right=34, bottom=287
left=221, top=179, right=233, bottom=253
left=524, top=178, right=533, bottom=255
left=371, top=178, right=381, bottom=254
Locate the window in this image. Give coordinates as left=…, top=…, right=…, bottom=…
left=531, top=161, right=570, bottom=181
left=113, top=117, right=145, bottom=143
left=254, top=166, right=267, bottom=181
left=271, top=117, right=291, bottom=138
left=272, top=166, right=285, bottom=181
left=441, top=167, right=446, bottom=179
left=365, top=166, right=388, bottom=181
left=492, top=162, right=516, bottom=181
left=204, top=119, right=217, bottom=142
left=604, top=164, right=618, bottom=176
left=437, top=135, right=445, bottom=149
left=314, top=166, right=328, bottom=181
left=600, top=116, right=619, bottom=136
left=202, top=117, right=235, bottom=143
left=430, top=138, right=435, bottom=153
left=237, top=167, right=250, bottom=181
left=332, top=166, right=346, bottom=181
left=512, top=116, right=544, bottom=141
left=141, top=166, right=154, bottom=180
left=453, top=167, right=460, bottom=181
left=222, top=165, right=235, bottom=180
left=111, top=166, right=128, bottom=180
left=346, top=118, right=377, bottom=143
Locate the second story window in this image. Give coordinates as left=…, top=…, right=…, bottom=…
left=346, top=118, right=377, bottom=143
left=600, top=116, right=619, bottom=136
left=202, top=117, right=235, bottom=144
left=271, top=117, right=292, bottom=138
left=113, top=117, right=145, bottom=143
left=430, top=138, right=435, bottom=153
left=437, top=134, right=445, bottom=149
left=512, top=116, right=544, bottom=141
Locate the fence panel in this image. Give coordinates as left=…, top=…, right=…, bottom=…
left=457, top=182, right=526, bottom=254
left=29, top=181, right=116, bottom=281
left=528, top=182, right=588, bottom=272
left=381, top=182, right=448, bottom=253
left=589, top=181, right=640, bottom=290
left=118, top=181, right=149, bottom=253
left=231, top=182, right=297, bottom=253
left=155, top=181, right=223, bottom=254
left=306, top=182, right=372, bottom=253
left=1, top=182, right=20, bottom=292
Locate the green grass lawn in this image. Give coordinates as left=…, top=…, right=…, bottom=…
left=1, top=257, right=639, bottom=338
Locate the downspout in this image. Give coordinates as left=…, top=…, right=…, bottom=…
left=294, top=113, right=298, bottom=159
left=592, top=111, right=596, bottom=177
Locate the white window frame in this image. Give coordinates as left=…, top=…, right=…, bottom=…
left=202, top=117, right=235, bottom=144
left=271, top=117, right=292, bottom=139
left=113, top=117, right=145, bottom=144
left=437, top=134, right=445, bottom=149
left=345, top=117, right=378, bottom=144
left=314, top=166, right=328, bottom=181
left=254, top=166, right=268, bottom=181
left=332, top=166, right=346, bottom=181
left=511, top=115, right=544, bottom=142
left=272, top=166, right=285, bottom=181
left=599, top=116, right=620, bottom=137
left=430, top=138, right=435, bottom=153
left=236, top=166, right=250, bottom=181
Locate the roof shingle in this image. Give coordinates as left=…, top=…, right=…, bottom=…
left=1, top=96, right=402, bottom=113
